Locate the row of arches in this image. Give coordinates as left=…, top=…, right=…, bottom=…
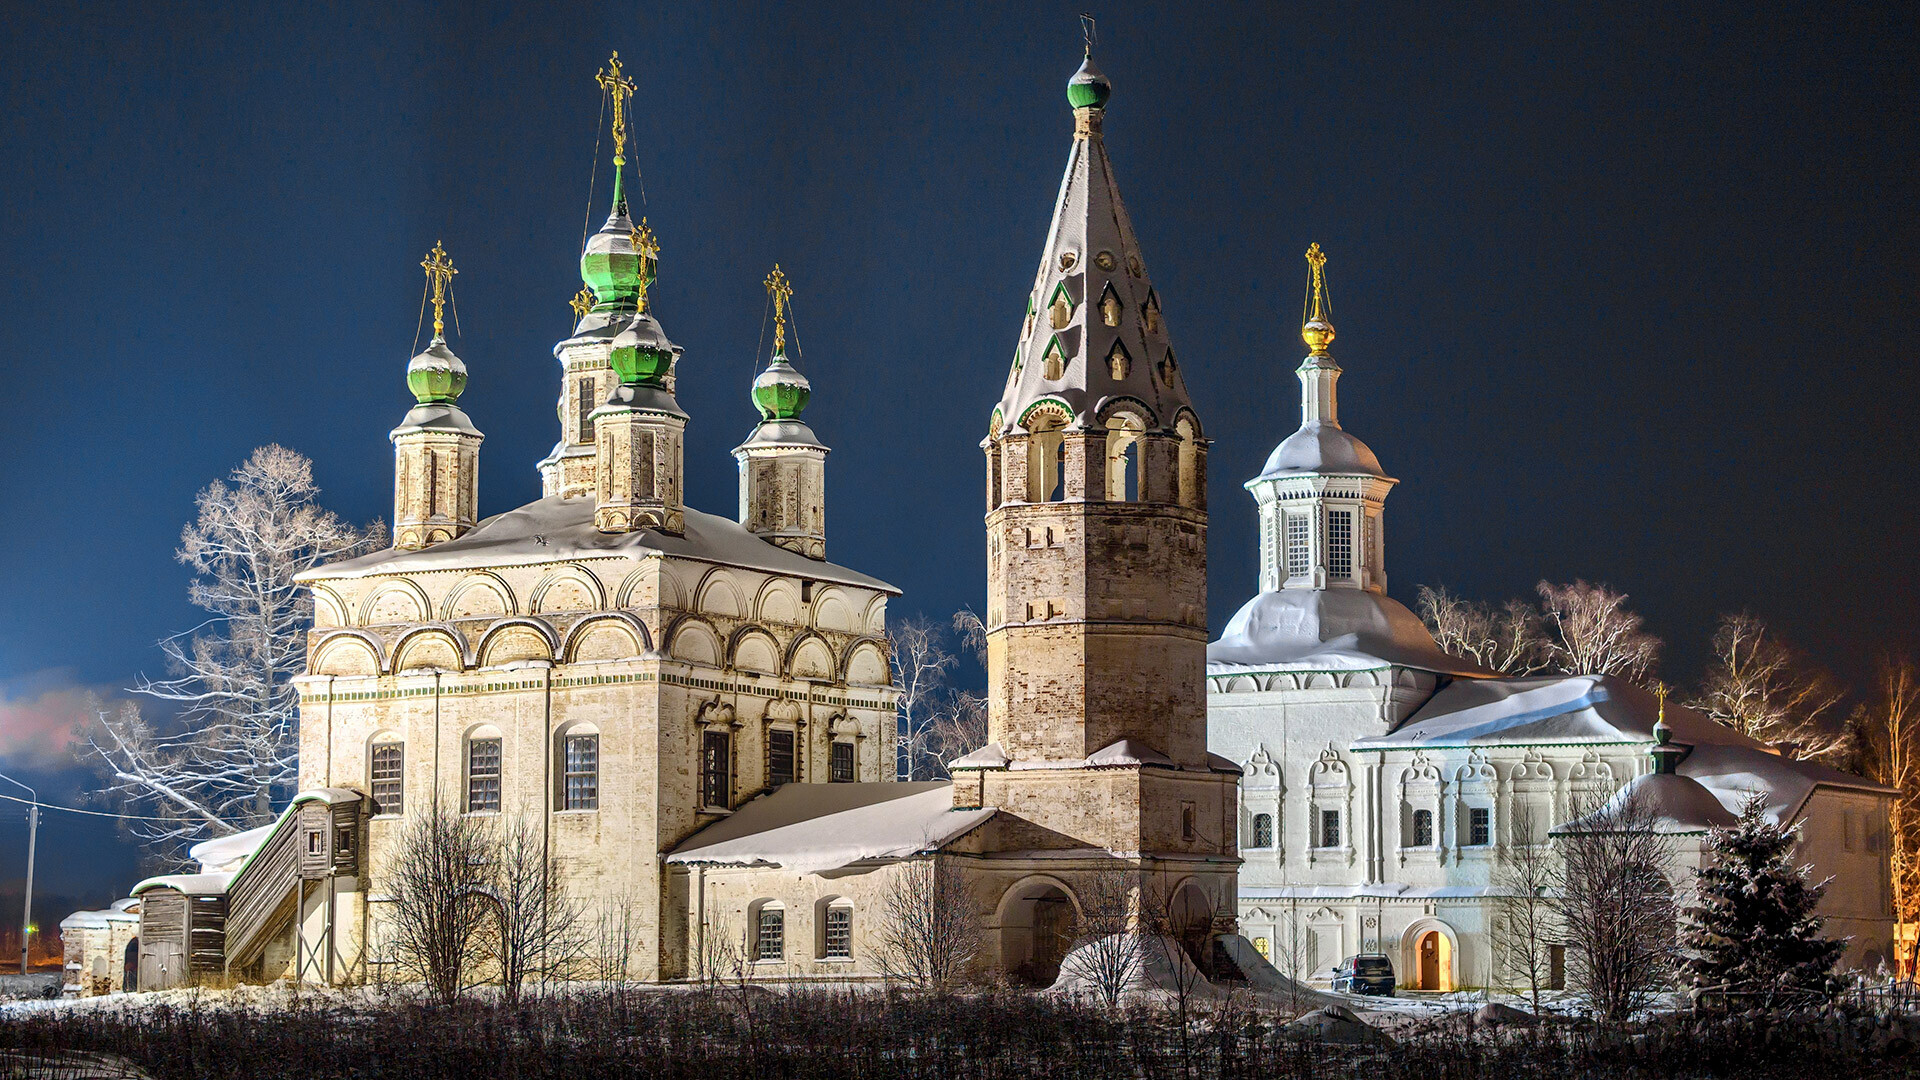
left=986, top=400, right=1203, bottom=510
left=1209, top=667, right=1434, bottom=695
left=311, top=614, right=891, bottom=686
left=314, top=565, right=886, bottom=637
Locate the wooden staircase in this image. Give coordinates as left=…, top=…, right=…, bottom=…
left=222, top=789, right=364, bottom=981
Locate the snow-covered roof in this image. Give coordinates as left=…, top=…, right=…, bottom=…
left=1208, top=588, right=1490, bottom=676
left=1552, top=771, right=1738, bottom=836
left=58, top=907, right=136, bottom=930
left=188, top=822, right=275, bottom=874
left=129, top=872, right=233, bottom=897
left=299, top=496, right=896, bottom=594
left=1251, top=422, right=1386, bottom=482
left=949, top=739, right=1241, bottom=774
left=666, top=782, right=995, bottom=874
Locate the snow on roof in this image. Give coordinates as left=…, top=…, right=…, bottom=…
left=1208, top=587, right=1490, bottom=676
left=947, top=739, right=1241, bottom=774
left=1251, top=422, right=1386, bottom=481
left=666, top=782, right=995, bottom=874
left=59, top=910, right=111, bottom=930
left=1553, top=772, right=1740, bottom=836
left=189, top=822, right=276, bottom=874
left=299, top=495, right=897, bottom=594
left=129, top=872, right=233, bottom=897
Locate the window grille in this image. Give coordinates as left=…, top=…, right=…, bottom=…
left=1285, top=514, right=1311, bottom=579
left=467, top=738, right=501, bottom=813
left=370, top=743, right=404, bottom=815
left=1326, top=509, right=1354, bottom=579
left=1319, top=809, right=1341, bottom=849
left=1251, top=813, right=1274, bottom=848
left=578, top=377, right=597, bottom=443
left=1469, top=807, right=1491, bottom=846
left=564, top=734, right=599, bottom=810
left=1412, top=808, right=1434, bottom=847
left=756, top=908, right=784, bottom=961
left=830, top=740, right=855, bottom=783
left=702, top=731, right=731, bottom=809
left=824, top=908, right=852, bottom=958
left=768, top=730, right=795, bottom=788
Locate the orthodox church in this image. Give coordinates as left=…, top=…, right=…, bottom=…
left=1206, top=250, right=1897, bottom=989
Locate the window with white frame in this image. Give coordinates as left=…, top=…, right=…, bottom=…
left=563, top=734, right=598, bottom=810
left=370, top=743, right=404, bottom=815
left=1285, top=513, right=1311, bottom=579
left=1318, top=809, right=1341, bottom=849
left=466, top=737, right=501, bottom=813
left=823, top=906, right=852, bottom=959
left=755, top=906, right=785, bottom=961
left=1468, top=806, right=1491, bottom=846
left=1326, top=509, right=1354, bottom=579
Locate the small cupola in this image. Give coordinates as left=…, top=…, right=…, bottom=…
left=391, top=242, right=483, bottom=552
left=735, top=265, right=829, bottom=559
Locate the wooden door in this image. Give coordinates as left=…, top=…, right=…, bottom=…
left=1418, top=933, right=1439, bottom=990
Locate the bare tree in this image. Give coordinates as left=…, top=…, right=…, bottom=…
left=595, top=884, right=646, bottom=989
left=1268, top=899, right=1316, bottom=1014
left=90, top=446, right=383, bottom=860
left=891, top=616, right=958, bottom=780
left=382, top=801, right=497, bottom=1003
left=1059, top=867, right=1147, bottom=1011
left=1554, top=791, right=1679, bottom=1022
left=1536, top=580, right=1661, bottom=683
left=927, top=691, right=990, bottom=774
left=488, top=812, right=590, bottom=1003
left=1417, top=585, right=1551, bottom=674
left=952, top=608, right=987, bottom=663
left=1692, top=613, right=1847, bottom=761
left=871, top=855, right=982, bottom=991
left=1849, top=658, right=1920, bottom=976
left=1492, top=803, right=1560, bottom=1013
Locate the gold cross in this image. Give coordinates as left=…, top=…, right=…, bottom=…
left=569, top=286, right=595, bottom=321
left=1654, top=682, right=1669, bottom=724
left=1305, top=242, right=1328, bottom=322
left=596, top=51, right=637, bottom=166
left=630, top=218, right=659, bottom=311
left=765, top=264, right=793, bottom=355
left=421, top=241, right=457, bottom=339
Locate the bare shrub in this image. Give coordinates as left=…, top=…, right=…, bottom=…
left=381, top=801, right=496, bottom=1003
left=1492, top=802, right=1560, bottom=1013
left=872, top=856, right=982, bottom=991
left=1417, top=585, right=1551, bottom=674
left=1556, top=791, right=1679, bottom=1021
left=487, top=811, right=590, bottom=1002
left=1060, top=868, right=1146, bottom=1010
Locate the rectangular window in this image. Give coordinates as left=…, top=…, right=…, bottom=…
left=578, top=377, right=597, bottom=443
left=466, top=738, right=501, bottom=813
left=1412, top=808, right=1434, bottom=847
left=370, top=743, right=403, bottom=815
left=1319, top=809, right=1341, bottom=849
left=702, top=730, right=731, bottom=809
left=756, top=909, right=784, bottom=961
left=768, top=730, right=796, bottom=788
left=830, top=740, right=855, bottom=784
left=564, top=734, right=599, bottom=810
left=1251, top=813, right=1274, bottom=848
left=1548, top=944, right=1566, bottom=990
left=1181, top=803, right=1197, bottom=841
left=306, top=831, right=322, bottom=855
left=1253, top=936, right=1271, bottom=960
left=1326, top=509, right=1353, bottom=580
left=1469, top=806, right=1491, bottom=846
left=1285, top=513, right=1311, bottom=579
left=824, top=908, right=852, bottom=959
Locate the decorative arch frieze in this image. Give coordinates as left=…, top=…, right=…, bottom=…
left=440, top=571, right=517, bottom=621
left=694, top=568, right=747, bottom=620
left=785, top=631, right=836, bottom=681
left=728, top=625, right=782, bottom=675
left=311, top=585, right=350, bottom=629
left=359, top=579, right=431, bottom=627
left=529, top=564, right=608, bottom=615
left=390, top=624, right=470, bottom=674
left=310, top=630, right=384, bottom=677
left=755, top=579, right=803, bottom=626
left=562, top=612, right=651, bottom=663
left=841, top=637, right=891, bottom=687
left=475, top=617, right=558, bottom=667
left=666, top=616, right=724, bottom=668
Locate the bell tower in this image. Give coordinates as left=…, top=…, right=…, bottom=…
left=951, top=48, right=1238, bottom=950
left=391, top=242, right=483, bottom=551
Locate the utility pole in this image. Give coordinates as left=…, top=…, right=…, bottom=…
left=0, top=771, right=38, bottom=976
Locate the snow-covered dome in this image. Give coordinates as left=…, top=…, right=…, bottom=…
left=1208, top=588, right=1484, bottom=674
left=1554, top=772, right=1739, bottom=836
left=1254, top=421, right=1386, bottom=481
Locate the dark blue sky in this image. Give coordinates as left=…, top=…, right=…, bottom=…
left=2, top=1, right=1915, bottom=906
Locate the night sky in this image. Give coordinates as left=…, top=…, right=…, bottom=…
left=1, top=1, right=1915, bottom=908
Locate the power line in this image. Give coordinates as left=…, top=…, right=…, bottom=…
left=0, top=789, right=190, bottom=824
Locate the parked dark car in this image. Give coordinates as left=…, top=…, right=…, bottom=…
left=1330, top=954, right=1395, bottom=995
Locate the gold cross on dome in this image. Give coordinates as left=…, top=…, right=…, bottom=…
left=596, top=51, right=637, bottom=166
left=1304, top=242, right=1328, bottom=322
left=421, top=241, right=457, bottom=339
left=569, top=286, right=594, bottom=321
left=630, top=218, right=659, bottom=311
left=765, top=264, right=793, bottom=355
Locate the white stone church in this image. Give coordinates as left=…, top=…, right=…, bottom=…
left=1206, top=252, right=1897, bottom=988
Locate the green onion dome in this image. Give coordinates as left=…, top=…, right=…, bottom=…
left=1067, top=54, right=1110, bottom=110
left=406, top=339, right=468, bottom=403
left=608, top=310, right=679, bottom=386
left=579, top=209, right=654, bottom=312
left=752, top=355, right=811, bottom=420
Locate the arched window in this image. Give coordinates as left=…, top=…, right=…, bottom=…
left=369, top=741, right=404, bottom=816
left=1251, top=813, right=1274, bottom=849
left=1025, top=409, right=1069, bottom=502
left=1105, top=413, right=1144, bottom=501
left=1175, top=415, right=1200, bottom=509
left=816, top=898, right=854, bottom=960
left=465, top=731, right=501, bottom=813
left=753, top=902, right=785, bottom=962
left=1412, top=808, right=1434, bottom=847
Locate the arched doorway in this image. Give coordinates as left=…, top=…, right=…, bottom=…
left=123, top=937, right=139, bottom=993
left=998, top=877, right=1080, bottom=987
left=1402, top=921, right=1455, bottom=991
left=1163, top=881, right=1214, bottom=972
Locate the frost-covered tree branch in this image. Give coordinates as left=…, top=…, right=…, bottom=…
left=1535, top=580, right=1661, bottom=683
left=1691, top=612, right=1847, bottom=761
left=90, top=445, right=383, bottom=864
left=1417, top=585, right=1551, bottom=674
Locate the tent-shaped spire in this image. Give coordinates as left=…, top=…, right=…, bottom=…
left=992, top=50, right=1192, bottom=437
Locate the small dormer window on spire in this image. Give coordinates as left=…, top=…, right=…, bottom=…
left=1042, top=336, right=1067, bottom=381
left=1098, top=282, right=1122, bottom=327
left=1048, top=283, right=1075, bottom=330
left=1143, top=292, right=1163, bottom=335
left=1107, top=340, right=1131, bottom=380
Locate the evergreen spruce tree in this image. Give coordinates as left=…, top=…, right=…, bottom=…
left=1680, top=793, right=1847, bottom=998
